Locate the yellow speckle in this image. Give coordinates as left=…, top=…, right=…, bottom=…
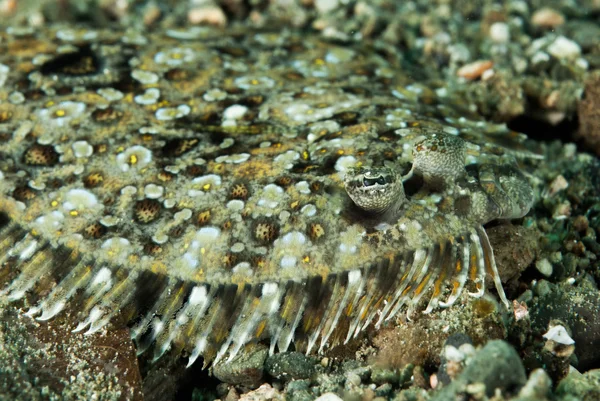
left=303, top=256, right=310, bottom=263
left=171, top=53, right=183, bottom=59
left=129, top=154, right=138, bottom=165
left=203, top=183, right=211, bottom=191
left=200, top=248, right=206, bottom=255
left=314, top=58, right=325, bottom=65
left=31, top=229, right=38, bottom=236
left=302, top=151, right=309, bottom=160
left=69, top=210, right=79, bottom=216
left=50, top=200, right=58, bottom=207
left=250, top=79, right=259, bottom=85
left=45, top=101, right=55, bottom=107
left=337, top=150, right=345, bottom=155
left=54, top=109, right=66, bottom=117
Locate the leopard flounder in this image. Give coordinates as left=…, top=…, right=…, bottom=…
left=0, top=27, right=538, bottom=367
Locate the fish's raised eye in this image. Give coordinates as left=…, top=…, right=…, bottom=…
left=363, top=176, right=386, bottom=187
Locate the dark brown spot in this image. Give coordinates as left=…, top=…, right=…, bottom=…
left=162, top=138, right=199, bottom=157
left=252, top=220, right=279, bottom=244
left=275, top=176, right=293, bottom=187
left=310, top=181, right=323, bottom=193
left=94, top=143, right=108, bottom=154
left=83, top=222, right=107, bottom=239
left=83, top=172, right=104, bottom=188
left=0, top=110, right=13, bottom=123
left=165, top=68, right=190, bottom=81
left=134, top=199, right=161, bottom=224
left=158, top=171, right=174, bottom=182
left=222, top=253, right=237, bottom=268
left=169, top=225, right=186, bottom=238
left=241, top=95, right=265, bottom=107
left=23, top=144, right=59, bottom=166
left=92, top=107, right=123, bottom=123
left=185, top=164, right=206, bottom=177
left=307, top=222, right=326, bottom=242
left=144, top=242, right=163, bottom=256
left=229, top=182, right=250, bottom=200
left=12, top=186, right=37, bottom=202
left=196, top=209, right=212, bottom=226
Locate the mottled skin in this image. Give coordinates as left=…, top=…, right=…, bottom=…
left=0, top=27, right=538, bottom=365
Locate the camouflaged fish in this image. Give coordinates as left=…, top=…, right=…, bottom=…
left=0, top=26, right=539, bottom=367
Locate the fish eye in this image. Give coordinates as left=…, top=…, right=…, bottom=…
left=363, top=176, right=386, bottom=187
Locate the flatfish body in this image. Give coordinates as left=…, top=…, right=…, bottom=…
left=0, top=27, right=538, bottom=366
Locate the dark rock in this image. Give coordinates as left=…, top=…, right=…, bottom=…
left=556, top=369, right=600, bottom=401
left=212, top=344, right=268, bottom=388
left=265, top=352, right=317, bottom=381
left=431, top=340, right=526, bottom=400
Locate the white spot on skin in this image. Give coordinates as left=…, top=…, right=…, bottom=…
left=295, top=181, right=311, bottom=194
left=301, top=204, right=317, bottom=217
left=63, top=189, right=99, bottom=211
left=72, top=141, right=93, bottom=158
left=100, top=216, right=119, bottom=227
left=97, top=88, right=124, bottom=102
left=188, top=286, right=208, bottom=305
left=258, top=184, right=285, bottom=208
left=348, top=269, right=361, bottom=284
left=56, top=29, right=97, bottom=42
left=222, top=104, right=248, bottom=126
left=215, top=153, right=250, bottom=164
left=338, top=226, right=365, bottom=254
left=0, top=63, right=10, bottom=88
left=280, top=255, right=297, bottom=269
left=154, top=47, right=195, bottom=66
left=116, top=145, right=153, bottom=172
left=174, top=209, right=193, bottom=221
left=33, top=211, right=65, bottom=233
left=232, top=262, right=252, bottom=275
left=203, top=88, right=227, bottom=102
left=152, top=233, right=169, bottom=244
left=155, top=104, right=191, bottom=121
left=19, top=240, right=38, bottom=260
left=192, top=227, right=221, bottom=248
left=135, top=88, right=161, bottom=105
left=101, top=237, right=132, bottom=261
left=189, top=175, right=222, bottom=196
left=274, top=150, right=300, bottom=169
left=144, top=184, right=164, bottom=199
left=281, top=231, right=307, bottom=246
left=227, top=200, right=245, bottom=211
left=231, top=242, right=245, bottom=253
left=91, top=267, right=112, bottom=286
left=131, top=69, right=159, bottom=84
left=335, top=155, right=358, bottom=173
left=37, top=101, right=86, bottom=128
left=234, top=76, right=275, bottom=90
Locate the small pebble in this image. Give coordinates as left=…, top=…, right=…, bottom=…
left=489, top=22, right=510, bottom=43
left=457, top=60, right=493, bottom=80
left=535, top=258, right=553, bottom=277
left=547, top=36, right=581, bottom=60
left=314, top=393, right=343, bottom=401
left=531, top=8, right=565, bottom=29
left=188, top=6, right=227, bottom=27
